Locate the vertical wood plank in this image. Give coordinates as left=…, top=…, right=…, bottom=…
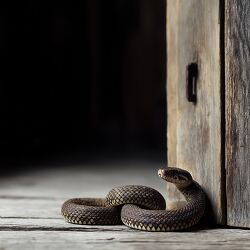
left=166, top=1, right=182, bottom=203
left=167, top=1, right=177, bottom=168
left=225, top=0, right=250, bottom=228
left=167, top=0, right=224, bottom=223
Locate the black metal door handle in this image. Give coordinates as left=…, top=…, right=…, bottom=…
left=186, top=63, right=198, bottom=103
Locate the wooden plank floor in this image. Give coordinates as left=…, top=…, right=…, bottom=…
left=0, top=159, right=249, bottom=250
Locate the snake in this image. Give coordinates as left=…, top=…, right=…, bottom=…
left=61, top=167, right=206, bottom=231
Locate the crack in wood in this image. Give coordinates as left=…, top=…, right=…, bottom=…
left=0, top=195, right=65, bottom=200
left=0, top=226, right=133, bottom=232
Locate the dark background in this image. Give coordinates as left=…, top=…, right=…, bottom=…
left=0, top=0, right=166, bottom=167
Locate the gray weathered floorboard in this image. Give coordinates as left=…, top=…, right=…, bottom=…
left=0, top=164, right=249, bottom=249
left=0, top=229, right=249, bottom=250
left=0, top=218, right=131, bottom=231
left=0, top=198, right=63, bottom=219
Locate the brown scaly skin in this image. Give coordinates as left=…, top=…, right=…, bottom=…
left=61, top=167, right=206, bottom=231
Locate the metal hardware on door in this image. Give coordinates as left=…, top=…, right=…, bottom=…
left=186, top=63, right=198, bottom=103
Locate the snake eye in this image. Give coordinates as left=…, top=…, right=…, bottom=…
left=179, top=174, right=188, bottom=181
left=173, top=175, right=178, bottom=180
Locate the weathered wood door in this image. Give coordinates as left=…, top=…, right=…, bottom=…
left=225, top=0, right=250, bottom=228
left=167, top=0, right=250, bottom=228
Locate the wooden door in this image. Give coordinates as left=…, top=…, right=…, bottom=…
left=167, top=0, right=224, bottom=224
left=225, top=0, right=250, bottom=228
left=167, top=0, right=250, bottom=228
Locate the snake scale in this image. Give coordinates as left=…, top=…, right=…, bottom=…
left=61, top=167, right=206, bottom=231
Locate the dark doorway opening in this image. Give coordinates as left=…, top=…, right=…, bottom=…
left=0, top=0, right=166, bottom=168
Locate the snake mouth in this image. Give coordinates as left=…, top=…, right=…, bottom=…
left=158, top=169, right=166, bottom=179
left=158, top=169, right=163, bottom=177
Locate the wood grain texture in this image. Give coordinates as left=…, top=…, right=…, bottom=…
left=0, top=229, right=249, bottom=250
left=0, top=197, right=63, bottom=219
left=225, top=0, right=250, bottom=228
left=167, top=0, right=224, bottom=223
left=0, top=218, right=133, bottom=231
left=0, top=166, right=249, bottom=249
left=166, top=1, right=177, bottom=168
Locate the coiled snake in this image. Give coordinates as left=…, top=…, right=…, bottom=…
left=61, top=167, right=206, bottom=231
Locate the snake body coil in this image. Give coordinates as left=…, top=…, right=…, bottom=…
left=61, top=167, right=206, bottom=231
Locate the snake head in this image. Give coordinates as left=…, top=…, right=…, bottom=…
left=158, top=167, right=193, bottom=187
